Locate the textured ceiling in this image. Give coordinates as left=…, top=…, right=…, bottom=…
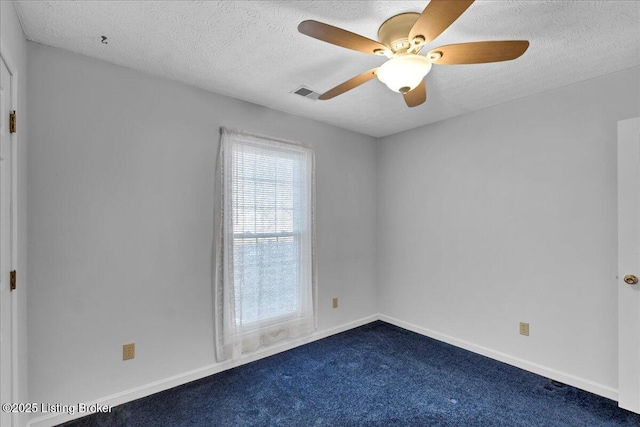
left=13, top=0, right=640, bottom=137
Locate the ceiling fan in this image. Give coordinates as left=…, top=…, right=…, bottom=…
left=298, top=0, right=529, bottom=107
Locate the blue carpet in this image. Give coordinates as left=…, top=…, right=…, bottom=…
left=61, top=321, right=640, bottom=426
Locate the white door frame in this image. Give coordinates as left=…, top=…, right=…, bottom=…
left=618, top=116, right=640, bottom=413
left=0, top=43, right=19, bottom=427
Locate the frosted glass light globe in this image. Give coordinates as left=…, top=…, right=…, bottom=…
left=377, top=54, right=432, bottom=94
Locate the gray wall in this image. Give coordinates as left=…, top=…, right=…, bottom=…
left=1, top=2, right=29, bottom=426
left=377, top=66, right=640, bottom=393
left=27, top=43, right=378, bottom=408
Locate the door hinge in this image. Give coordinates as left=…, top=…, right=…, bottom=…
left=10, top=270, right=16, bottom=291
left=9, top=110, right=16, bottom=133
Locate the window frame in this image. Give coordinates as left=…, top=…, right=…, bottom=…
left=214, top=128, right=317, bottom=361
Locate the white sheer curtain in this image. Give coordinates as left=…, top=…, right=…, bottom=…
left=214, top=128, right=317, bottom=362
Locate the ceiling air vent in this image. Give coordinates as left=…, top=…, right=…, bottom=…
left=292, top=86, right=320, bottom=101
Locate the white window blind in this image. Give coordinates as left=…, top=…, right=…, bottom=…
left=214, top=128, right=316, bottom=362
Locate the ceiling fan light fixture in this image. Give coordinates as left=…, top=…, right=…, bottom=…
left=297, top=1, right=529, bottom=106
left=377, top=54, right=432, bottom=94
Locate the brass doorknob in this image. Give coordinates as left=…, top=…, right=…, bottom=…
left=624, top=274, right=639, bottom=285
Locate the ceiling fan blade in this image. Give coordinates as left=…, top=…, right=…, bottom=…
left=409, top=0, right=475, bottom=45
left=403, top=80, right=426, bottom=108
left=298, top=20, right=390, bottom=56
left=428, top=41, right=530, bottom=64
left=318, top=68, right=379, bottom=100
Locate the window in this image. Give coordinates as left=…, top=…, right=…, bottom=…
left=214, top=129, right=316, bottom=361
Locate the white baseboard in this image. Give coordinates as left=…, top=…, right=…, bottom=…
left=27, top=314, right=378, bottom=427
left=27, top=313, right=619, bottom=426
left=378, top=314, right=618, bottom=401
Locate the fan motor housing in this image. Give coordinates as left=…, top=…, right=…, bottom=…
left=378, top=13, right=421, bottom=54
